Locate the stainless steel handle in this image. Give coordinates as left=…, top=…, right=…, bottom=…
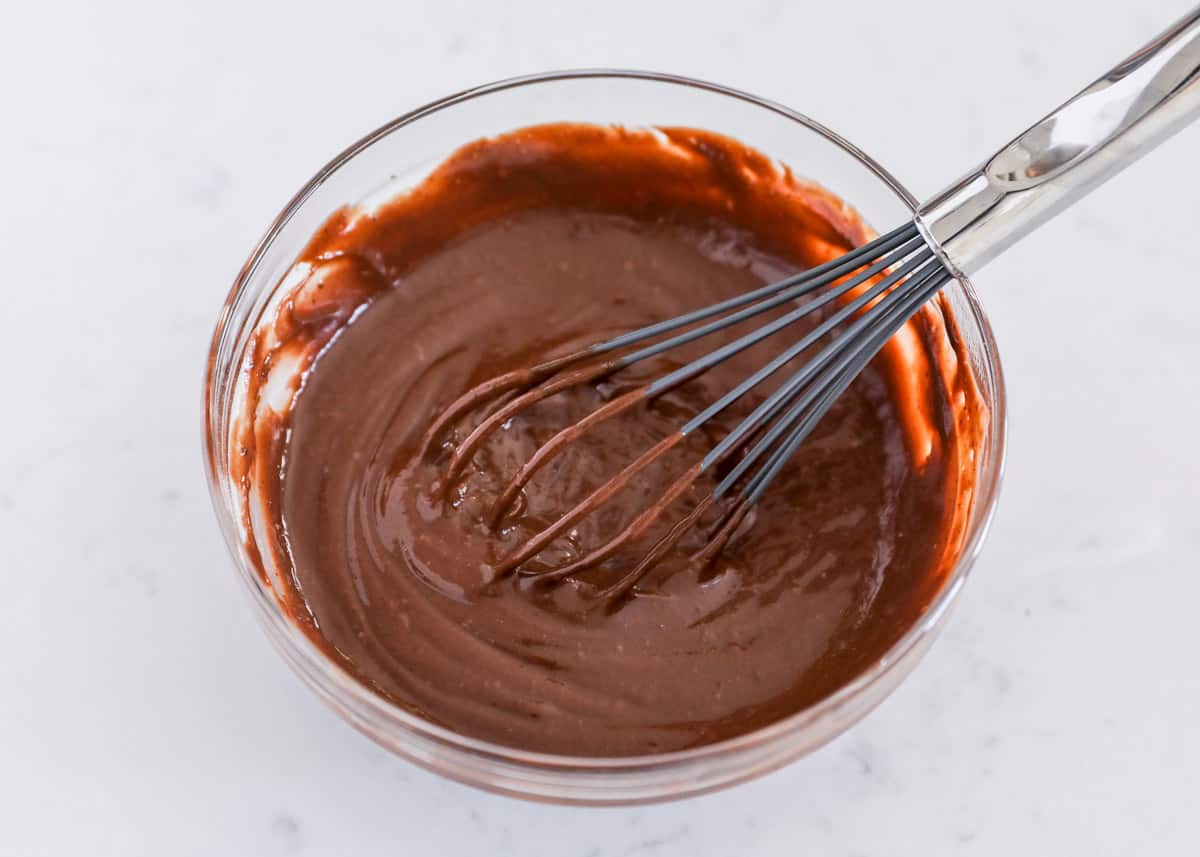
left=917, top=6, right=1200, bottom=276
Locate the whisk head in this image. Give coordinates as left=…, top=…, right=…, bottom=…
left=421, top=221, right=952, bottom=601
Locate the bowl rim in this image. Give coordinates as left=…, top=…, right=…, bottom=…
left=204, top=67, right=1008, bottom=775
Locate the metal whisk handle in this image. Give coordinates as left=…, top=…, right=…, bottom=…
left=918, top=5, right=1200, bottom=276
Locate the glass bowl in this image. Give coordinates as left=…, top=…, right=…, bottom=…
left=203, top=70, right=1006, bottom=805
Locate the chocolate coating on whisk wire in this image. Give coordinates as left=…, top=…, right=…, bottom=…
left=428, top=222, right=952, bottom=589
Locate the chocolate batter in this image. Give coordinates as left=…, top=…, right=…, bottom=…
left=232, top=124, right=984, bottom=757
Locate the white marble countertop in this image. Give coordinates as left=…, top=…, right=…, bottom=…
left=3, top=0, right=1198, bottom=853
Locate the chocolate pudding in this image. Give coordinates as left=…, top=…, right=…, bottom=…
left=230, top=123, right=984, bottom=757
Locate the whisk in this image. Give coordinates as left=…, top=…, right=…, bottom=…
left=425, top=8, right=1200, bottom=596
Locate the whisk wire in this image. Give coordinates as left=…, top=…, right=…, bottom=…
left=430, top=222, right=953, bottom=587
left=736, top=263, right=952, bottom=507
left=625, top=234, right=925, bottom=378
left=689, top=248, right=935, bottom=462
left=592, top=223, right=919, bottom=356
left=480, top=227, right=926, bottom=522
left=585, top=260, right=954, bottom=599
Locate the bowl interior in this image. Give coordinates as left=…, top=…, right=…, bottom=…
left=204, top=70, right=1005, bottom=804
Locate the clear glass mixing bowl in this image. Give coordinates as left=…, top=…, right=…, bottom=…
left=203, top=70, right=1006, bottom=805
